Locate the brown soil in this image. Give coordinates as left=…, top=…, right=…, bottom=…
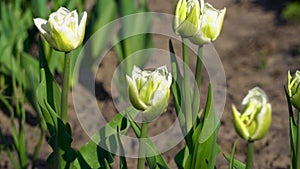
left=1, top=0, right=300, bottom=168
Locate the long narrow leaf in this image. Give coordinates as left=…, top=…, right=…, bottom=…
left=127, top=117, right=169, bottom=169
left=73, top=107, right=138, bottom=168
left=284, top=87, right=297, bottom=168
left=223, top=153, right=246, bottom=169
left=230, top=141, right=238, bottom=169
left=116, top=127, right=128, bottom=169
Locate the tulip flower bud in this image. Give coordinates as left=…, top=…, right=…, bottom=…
left=232, top=87, right=271, bottom=141
left=34, top=7, right=87, bottom=52
left=288, top=70, right=300, bottom=110
left=126, top=66, right=172, bottom=122
left=189, top=3, right=226, bottom=45
left=174, top=0, right=202, bottom=37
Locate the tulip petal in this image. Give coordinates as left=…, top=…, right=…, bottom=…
left=78, top=11, right=87, bottom=43
left=232, top=105, right=250, bottom=140
left=189, top=4, right=226, bottom=45
left=177, top=1, right=200, bottom=37
left=251, top=104, right=271, bottom=140
left=126, top=75, right=148, bottom=110
left=174, top=0, right=187, bottom=33
left=143, top=89, right=170, bottom=122
left=33, top=18, right=48, bottom=35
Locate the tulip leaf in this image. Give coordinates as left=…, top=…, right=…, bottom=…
left=116, top=127, right=128, bottom=169
left=31, top=0, right=49, bottom=18
left=21, top=52, right=47, bottom=129
left=36, top=68, right=60, bottom=131
left=229, top=141, right=238, bottom=169
left=47, top=117, right=77, bottom=169
left=199, top=84, right=220, bottom=143
left=189, top=85, right=220, bottom=169
left=127, top=116, right=169, bottom=169
left=38, top=38, right=61, bottom=114
left=37, top=74, right=76, bottom=169
left=169, top=39, right=186, bottom=133
left=174, top=146, right=190, bottom=169
left=284, top=86, right=297, bottom=168
left=223, top=153, right=246, bottom=169
left=191, top=124, right=220, bottom=169
left=73, top=107, right=139, bottom=168
left=114, top=0, right=153, bottom=70
left=87, top=0, right=117, bottom=59
left=177, top=84, right=220, bottom=169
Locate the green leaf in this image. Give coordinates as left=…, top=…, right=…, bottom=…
left=229, top=141, right=237, bottom=169
left=282, top=2, right=300, bottom=23
left=116, top=127, right=128, bottom=169
left=190, top=125, right=220, bottom=169
left=284, top=86, right=297, bottom=168
left=199, top=84, right=220, bottom=143
left=169, top=40, right=186, bottom=134
left=174, top=147, right=190, bottom=169
left=36, top=69, right=55, bottom=128
left=114, top=0, right=153, bottom=69
left=223, top=153, right=246, bottom=169
left=31, top=0, right=49, bottom=18
left=46, top=117, right=77, bottom=169
left=21, top=52, right=46, bottom=130
left=181, top=84, right=220, bottom=169
left=145, top=142, right=169, bottom=169
left=38, top=38, right=61, bottom=113
left=73, top=107, right=139, bottom=168
left=127, top=116, right=169, bottom=169
left=115, top=0, right=137, bottom=16
left=87, top=0, right=117, bottom=59
left=21, top=53, right=39, bottom=108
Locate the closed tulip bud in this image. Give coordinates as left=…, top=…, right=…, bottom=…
left=232, top=87, right=271, bottom=141
left=34, top=7, right=87, bottom=52
left=288, top=70, right=300, bottom=110
left=189, top=3, right=226, bottom=45
left=126, top=66, right=172, bottom=122
left=174, top=0, right=203, bottom=37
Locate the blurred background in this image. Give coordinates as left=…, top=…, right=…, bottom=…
left=0, top=0, right=300, bottom=168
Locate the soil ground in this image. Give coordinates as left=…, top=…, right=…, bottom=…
left=1, top=0, right=300, bottom=168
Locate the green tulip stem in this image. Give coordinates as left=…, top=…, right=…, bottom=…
left=246, top=141, right=254, bottom=169
left=297, top=111, right=300, bottom=169
left=138, top=122, right=148, bottom=169
left=192, top=46, right=203, bottom=119
left=182, top=38, right=192, bottom=133
left=195, top=46, right=203, bottom=89
left=61, top=52, right=71, bottom=123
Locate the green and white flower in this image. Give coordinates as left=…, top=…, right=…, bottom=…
left=174, top=0, right=226, bottom=45
left=126, top=66, right=172, bottom=122
left=190, top=3, right=226, bottom=45
left=174, top=0, right=202, bottom=37
left=34, top=7, right=87, bottom=52
left=288, top=70, right=300, bottom=110
left=232, top=87, right=271, bottom=141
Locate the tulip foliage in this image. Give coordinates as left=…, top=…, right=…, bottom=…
left=286, top=70, right=300, bottom=169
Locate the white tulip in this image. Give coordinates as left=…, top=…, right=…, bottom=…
left=34, top=7, right=87, bottom=52
left=126, top=66, right=172, bottom=122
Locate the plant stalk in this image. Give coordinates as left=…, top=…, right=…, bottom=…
left=297, top=111, right=300, bottom=169
left=182, top=38, right=192, bottom=133
left=61, top=52, right=71, bottom=123
left=192, top=46, right=203, bottom=121
left=138, top=122, right=148, bottom=169
left=246, top=141, right=254, bottom=169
